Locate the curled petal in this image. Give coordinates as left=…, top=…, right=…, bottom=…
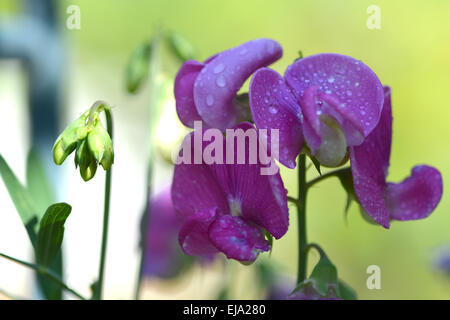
left=174, top=60, right=205, bottom=128
left=194, top=39, right=282, bottom=130
left=350, top=87, right=442, bottom=227
left=249, top=68, right=303, bottom=168
left=208, top=215, right=270, bottom=262
left=349, top=87, right=393, bottom=228
left=386, top=165, right=443, bottom=221
left=285, top=53, right=384, bottom=139
left=179, top=209, right=219, bottom=256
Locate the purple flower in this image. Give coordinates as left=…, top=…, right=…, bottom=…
left=175, top=39, right=282, bottom=131
left=287, top=284, right=341, bottom=300
left=349, top=87, right=443, bottom=228
left=249, top=53, right=384, bottom=168
left=433, top=246, right=450, bottom=275
left=171, top=123, right=289, bottom=262
left=143, top=187, right=185, bottom=278
left=265, top=276, right=295, bottom=300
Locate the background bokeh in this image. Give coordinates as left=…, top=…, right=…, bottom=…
left=0, top=0, right=449, bottom=299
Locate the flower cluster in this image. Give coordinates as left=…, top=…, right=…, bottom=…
left=171, top=38, right=443, bottom=265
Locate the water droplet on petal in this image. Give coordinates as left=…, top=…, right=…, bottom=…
left=327, top=76, right=335, bottom=83
left=269, top=105, right=278, bottom=114
left=216, top=75, right=227, bottom=87
left=213, top=63, right=225, bottom=74
left=206, top=94, right=214, bottom=106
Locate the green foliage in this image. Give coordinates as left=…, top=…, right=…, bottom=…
left=36, top=203, right=71, bottom=267
left=125, top=41, right=152, bottom=93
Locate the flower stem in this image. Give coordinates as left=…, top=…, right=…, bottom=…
left=94, top=108, right=113, bottom=300
left=134, top=29, right=162, bottom=300
left=306, top=167, right=350, bottom=189
left=0, top=252, right=86, bottom=300
left=297, top=154, right=308, bottom=284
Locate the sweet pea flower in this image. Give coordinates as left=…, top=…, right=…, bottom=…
left=349, top=87, right=443, bottom=228
left=432, top=246, right=450, bottom=276
left=175, top=39, right=282, bottom=131
left=142, top=187, right=185, bottom=278
left=171, top=123, right=289, bottom=262
left=249, top=53, right=384, bottom=168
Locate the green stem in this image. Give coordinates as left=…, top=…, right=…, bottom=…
left=306, top=167, right=349, bottom=189
left=297, top=154, right=308, bottom=284
left=134, top=30, right=162, bottom=300
left=0, top=252, right=86, bottom=300
left=95, top=108, right=113, bottom=300
left=287, top=196, right=302, bottom=211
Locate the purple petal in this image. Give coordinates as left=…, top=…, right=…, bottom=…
left=349, top=87, right=392, bottom=228
left=208, top=215, right=270, bottom=262
left=171, top=133, right=229, bottom=220
left=174, top=60, right=205, bottom=128
left=299, top=86, right=323, bottom=151
left=144, top=187, right=183, bottom=278
left=386, top=165, right=443, bottom=221
left=194, top=39, right=282, bottom=130
left=217, top=123, right=290, bottom=238
left=350, top=87, right=442, bottom=227
left=285, top=53, right=384, bottom=139
left=249, top=68, right=304, bottom=168
left=178, top=208, right=220, bottom=256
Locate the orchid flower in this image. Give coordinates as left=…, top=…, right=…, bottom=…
left=349, top=87, right=443, bottom=228
left=249, top=53, right=384, bottom=168
left=174, top=39, right=282, bottom=131
left=171, top=123, right=289, bottom=262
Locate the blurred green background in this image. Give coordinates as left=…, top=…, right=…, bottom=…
left=1, top=0, right=449, bottom=299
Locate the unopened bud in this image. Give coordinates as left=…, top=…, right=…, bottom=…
left=126, top=41, right=151, bottom=94
left=87, top=121, right=114, bottom=171
left=52, top=114, right=88, bottom=165
left=75, top=139, right=98, bottom=182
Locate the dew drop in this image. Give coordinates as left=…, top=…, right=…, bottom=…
left=206, top=94, right=214, bottom=106
left=213, top=63, right=225, bottom=74
left=216, top=75, right=227, bottom=88
left=269, top=105, right=278, bottom=114
left=327, top=76, right=335, bottom=83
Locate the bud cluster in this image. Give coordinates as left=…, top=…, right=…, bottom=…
left=53, top=104, right=114, bottom=181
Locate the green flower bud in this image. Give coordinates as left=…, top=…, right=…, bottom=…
left=87, top=121, right=114, bottom=171
left=167, top=32, right=196, bottom=62
left=75, top=139, right=98, bottom=182
left=126, top=41, right=151, bottom=94
left=52, top=114, right=88, bottom=165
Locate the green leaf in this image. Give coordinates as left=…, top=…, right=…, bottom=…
left=166, top=32, right=197, bottom=62
left=0, top=154, right=38, bottom=244
left=36, top=203, right=71, bottom=267
left=338, top=280, right=357, bottom=300
left=26, top=149, right=54, bottom=215
left=126, top=41, right=152, bottom=94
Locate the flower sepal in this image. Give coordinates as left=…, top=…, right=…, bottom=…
left=288, top=244, right=356, bottom=300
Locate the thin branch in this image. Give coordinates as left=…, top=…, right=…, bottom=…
left=0, top=252, right=86, bottom=300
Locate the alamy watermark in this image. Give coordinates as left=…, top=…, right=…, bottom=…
left=366, top=5, right=381, bottom=30
left=366, top=265, right=381, bottom=289
left=172, top=121, right=280, bottom=176
left=66, top=5, right=81, bottom=30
